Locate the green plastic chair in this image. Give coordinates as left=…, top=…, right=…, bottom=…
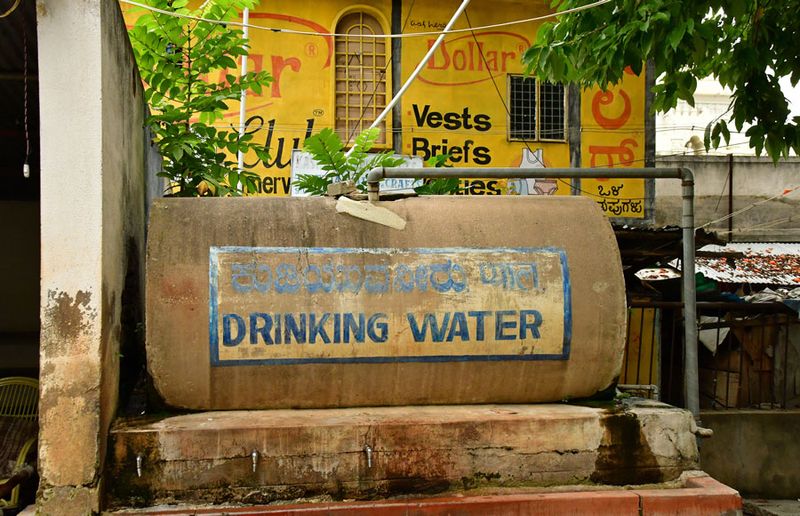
left=0, top=377, right=38, bottom=511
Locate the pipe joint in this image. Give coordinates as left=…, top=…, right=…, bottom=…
left=366, top=167, right=385, bottom=202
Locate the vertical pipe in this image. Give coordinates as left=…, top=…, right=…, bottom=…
left=681, top=168, right=700, bottom=418
left=391, top=0, right=402, bottom=154
left=727, top=154, right=733, bottom=242
left=568, top=83, right=581, bottom=194
left=237, top=8, right=251, bottom=174
left=644, top=60, right=656, bottom=169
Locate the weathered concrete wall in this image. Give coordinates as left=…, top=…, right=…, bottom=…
left=700, top=410, right=800, bottom=498
left=37, top=0, right=158, bottom=513
left=655, top=155, right=800, bottom=242
left=146, top=196, right=626, bottom=410
left=106, top=402, right=699, bottom=508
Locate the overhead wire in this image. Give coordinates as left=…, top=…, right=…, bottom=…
left=697, top=185, right=800, bottom=230
left=125, top=0, right=795, bottom=219
left=463, top=8, right=653, bottom=201
left=119, top=0, right=612, bottom=39
left=22, top=13, right=29, bottom=178
left=714, top=215, right=799, bottom=236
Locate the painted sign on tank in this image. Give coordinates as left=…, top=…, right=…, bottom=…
left=209, top=246, right=572, bottom=366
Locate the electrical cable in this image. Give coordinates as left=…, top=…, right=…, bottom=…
left=22, top=14, right=29, bottom=178
left=127, top=1, right=776, bottom=202
left=464, top=9, right=645, bottom=201
left=120, top=0, right=612, bottom=39
left=697, top=185, right=800, bottom=230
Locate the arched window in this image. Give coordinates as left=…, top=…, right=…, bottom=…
left=335, top=12, right=388, bottom=146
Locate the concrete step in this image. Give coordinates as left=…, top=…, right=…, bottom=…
left=106, top=401, right=701, bottom=509
left=108, top=473, right=742, bottom=515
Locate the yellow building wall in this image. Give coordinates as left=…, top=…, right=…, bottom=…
left=581, top=71, right=647, bottom=218
left=123, top=1, right=650, bottom=214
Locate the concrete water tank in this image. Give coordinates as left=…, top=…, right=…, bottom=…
left=146, top=196, right=626, bottom=409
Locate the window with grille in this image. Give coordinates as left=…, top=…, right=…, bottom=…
left=508, top=75, right=566, bottom=142
left=335, top=12, right=388, bottom=146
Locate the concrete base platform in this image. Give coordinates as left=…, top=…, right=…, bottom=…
left=109, top=473, right=742, bottom=515
left=107, top=401, right=701, bottom=509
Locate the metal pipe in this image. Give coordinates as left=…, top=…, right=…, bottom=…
left=251, top=449, right=259, bottom=473
left=344, top=0, right=471, bottom=155
left=363, top=444, right=373, bottom=468
left=237, top=7, right=251, bottom=174
left=679, top=167, right=699, bottom=417
left=366, top=167, right=686, bottom=195
left=727, top=154, right=733, bottom=242
left=366, top=166, right=700, bottom=419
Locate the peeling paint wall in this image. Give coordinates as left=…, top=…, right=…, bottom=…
left=36, top=0, right=159, bottom=513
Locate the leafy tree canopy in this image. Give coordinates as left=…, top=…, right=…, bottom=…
left=128, top=0, right=272, bottom=196
left=523, top=0, right=800, bottom=161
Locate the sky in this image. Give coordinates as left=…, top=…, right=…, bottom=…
left=780, top=77, right=800, bottom=117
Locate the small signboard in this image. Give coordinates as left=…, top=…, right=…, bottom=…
left=290, top=150, right=424, bottom=196
left=209, top=246, right=572, bottom=366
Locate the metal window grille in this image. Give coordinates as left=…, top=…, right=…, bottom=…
left=509, top=75, right=537, bottom=140
left=540, top=81, right=566, bottom=141
left=335, top=12, right=387, bottom=146
left=508, top=75, right=566, bottom=142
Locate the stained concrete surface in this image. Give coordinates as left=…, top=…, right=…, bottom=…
left=700, top=410, right=800, bottom=499
left=105, top=472, right=741, bottom=515
left=745, top=499, right=800, bottom=516
left=105, top=401, right=699, bottom=509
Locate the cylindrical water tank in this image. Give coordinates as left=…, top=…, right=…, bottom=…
left=146, top=196, right=626, bottom=409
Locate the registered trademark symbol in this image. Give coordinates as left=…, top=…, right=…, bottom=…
left=313, top=109, right=324, bottom=117
left=305, top=43, right=318, bottom=57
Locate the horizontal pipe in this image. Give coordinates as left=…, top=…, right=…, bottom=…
left=367, top=167, right=691, bottom=201
left=367, top=166, right=686, bottom=190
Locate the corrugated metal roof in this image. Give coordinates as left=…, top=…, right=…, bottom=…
left=692, top=243, right=800, bottom=286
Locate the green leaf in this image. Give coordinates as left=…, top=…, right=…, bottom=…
left=667, top=23, right=686, bottom=51
left=126, top=0, right=274, bottom=197
left=304, top=128, right=348, bottom=175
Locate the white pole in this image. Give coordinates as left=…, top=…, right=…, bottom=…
left=344, top=0, right=471, bottom=156
left=237, top=7, right=250, bottom=174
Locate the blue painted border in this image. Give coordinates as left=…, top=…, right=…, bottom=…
left=209, top=246, right=572, bottom=367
